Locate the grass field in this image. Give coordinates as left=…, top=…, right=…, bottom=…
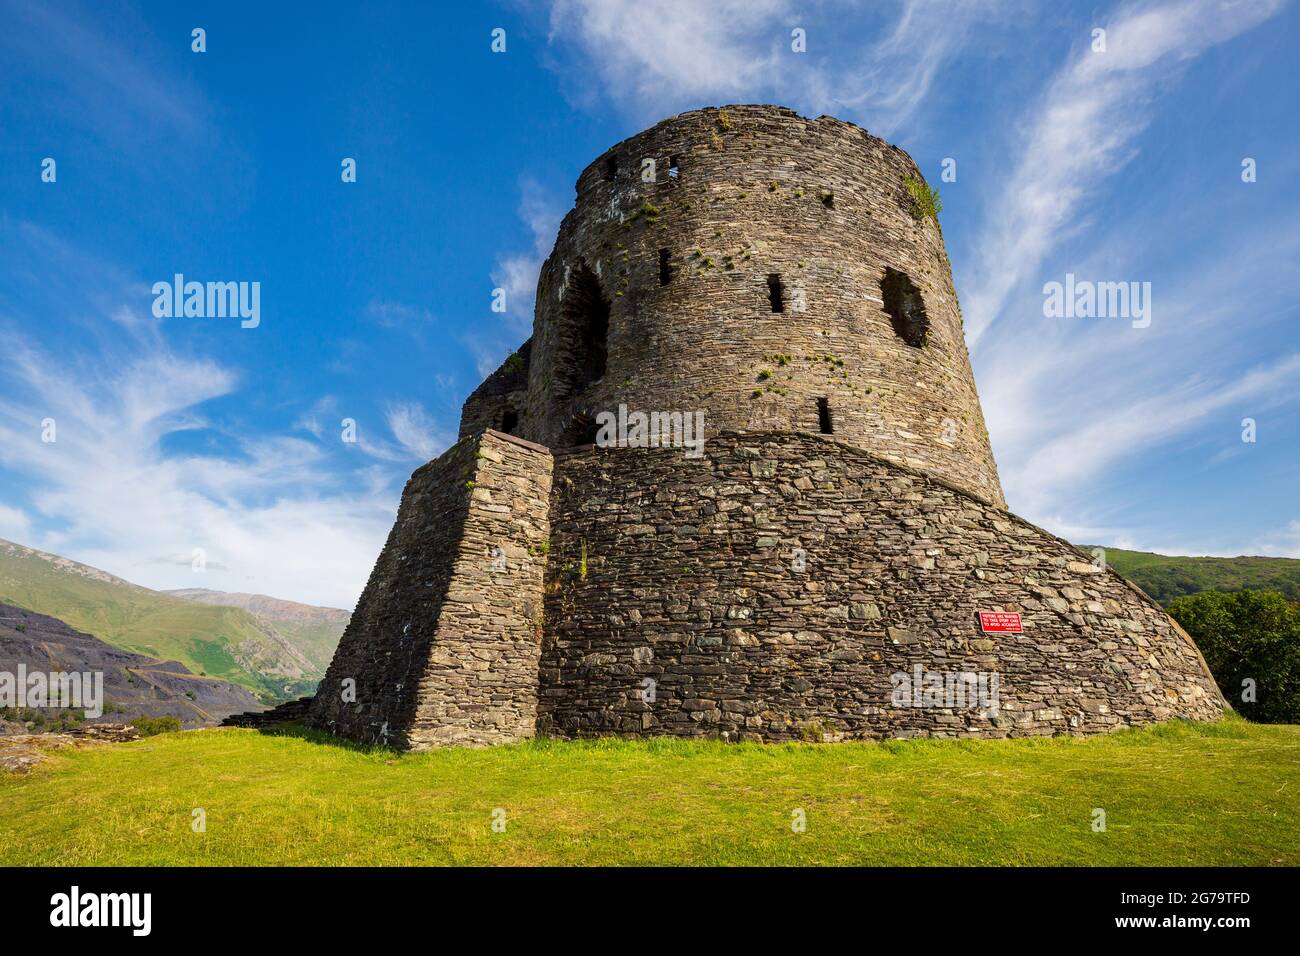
left=2, top=716, right=1297, bottom=866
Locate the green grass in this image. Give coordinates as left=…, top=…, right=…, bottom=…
left=1090, top=545, right=1300, bottom=605
left=903, top=175, right=942, bottom=221
left=3, top=716, right=1297, bottom=866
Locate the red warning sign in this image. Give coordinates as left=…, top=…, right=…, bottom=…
left=978, top=611, right=1023, bottom=634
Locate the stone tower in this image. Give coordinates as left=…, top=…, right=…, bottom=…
left=459, top=105, right=1002, bottom=506
left=309, top=106, right=1222, bottom=749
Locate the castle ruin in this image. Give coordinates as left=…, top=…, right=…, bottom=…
left=307, top=105, right=1223, bottom=749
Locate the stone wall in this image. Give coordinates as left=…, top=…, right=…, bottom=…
left=460, top=339, right=532, bottom=439
left=538, top=432, right=1222, bottom=741
left=466, top=104, right=1004, bottom=507
left=308, top=431, right=552, bottom=749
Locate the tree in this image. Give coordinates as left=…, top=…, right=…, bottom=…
left=1168, top=590, right=1300, bottom=723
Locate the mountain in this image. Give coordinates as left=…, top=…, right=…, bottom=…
left=1090, top=546, right=1300, bottom=606
left=0, top=538, right=345, bottom=702
left=165, top=589, right=349, bottom=672
left=0, top=602, right=264, bottom=730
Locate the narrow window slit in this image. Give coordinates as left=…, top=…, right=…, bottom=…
left=659, top=248, right=672, bottom=285
left=668, top=156, right=680, bottom=179
left=767, top=274, right=785, bottom=313
left=817, top=398, right=833, bottom=434
left=605, top=155, right=617, bottom=182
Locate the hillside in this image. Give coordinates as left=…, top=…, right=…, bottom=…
left=166, top=589, right=349, bottom=673
left=1090, top=546, right=1300, bottom=606
left=0, top=603, right=263, bottom=730
left=0, top=538, right=331, bottom=702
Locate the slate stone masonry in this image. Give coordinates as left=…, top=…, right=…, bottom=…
left=308, top=431, right=552, bottom=747
left=539, top=433, right=1221, bottom=741
left=311, top=106, right=1224, bottom=750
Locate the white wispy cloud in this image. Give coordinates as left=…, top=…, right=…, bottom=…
left=384, top=402, right=455, bottom=461
left=0, top=215, right=458, bottom=611
left=962, top=0, right=1288, bottom=344
left=820, top=0, right=1014, bottom=132
left=544, top=0, right=1011, bottom=135
left=0, top=503, right=32, bottom=541
left=1250, top=519, right=1300, bottom=558
left=1009, top=352, right=1300, bottom=514
left=0, top=330, right=401, bottom=608
left=0, top=0, right=208, bottom=145
left=491, top=176, right=565, bottom=335
left=964, top=0, right=1296, bottom=547
left=976, top=197, right=1300, bottom=527
left=294, top=395, right=337, bottom=440
left=364, top=300, right=435, bottom=331
left=481, top=176, right=566, bottom=376
left=547, top=0, right=792, bottom=112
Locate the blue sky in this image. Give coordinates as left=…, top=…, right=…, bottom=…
left=1, top=0, right=1297, bottom=608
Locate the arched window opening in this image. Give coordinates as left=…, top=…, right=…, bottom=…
left=881, top=267, right=929, bottom=348
left=556, top=262, right=610, bottom=399
left=500, top=409, right=519, bottom=435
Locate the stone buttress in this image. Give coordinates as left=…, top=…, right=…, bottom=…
left=307, top=431, right=551, bottom=747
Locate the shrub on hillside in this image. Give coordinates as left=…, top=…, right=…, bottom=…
left=129, top=715, right=182, bottom=737
left=1169, top=590, right=1300, bottom=723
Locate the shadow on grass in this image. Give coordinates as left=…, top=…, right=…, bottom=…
left=239, top=720, right=397, bottom=756
left=222, top=715, right=1264, bottom=762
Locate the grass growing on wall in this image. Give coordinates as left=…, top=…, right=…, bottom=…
left=903, top=175, right=942, bottom=221
left=2, top=716, right=1297, bottom=866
